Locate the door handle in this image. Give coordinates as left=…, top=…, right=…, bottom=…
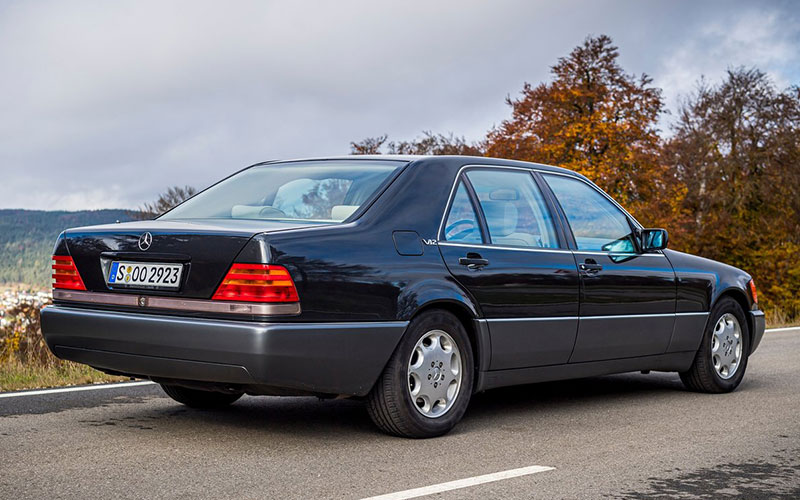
left=459, top=253, right=489, bottom=270
left=579, top=259, right=603, bottom=273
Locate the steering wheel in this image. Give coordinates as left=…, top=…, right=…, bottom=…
left=445, top=219, right=476, bottom=241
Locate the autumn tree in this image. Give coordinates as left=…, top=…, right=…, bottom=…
left=347, top=35, right=799, bottom=319
left=133, top=185, right=198, bottom=220
left=351, top=131, right=483, bottom=156
left=350, top=135, right=388, bottom=154
left=667, top=68, right=800, bottom=316
left=484, top=35, right=681, bottom=228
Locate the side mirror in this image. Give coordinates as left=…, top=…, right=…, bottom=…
left=641, top=228, right=668, bottom=252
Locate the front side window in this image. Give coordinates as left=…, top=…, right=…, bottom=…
left=543, top=174, right=635, bottom=252
left=465, top=169, right=558, bottom=249
left=443, top=181, right=483, bottom=244
left=161, top=160, right=404, bottom=222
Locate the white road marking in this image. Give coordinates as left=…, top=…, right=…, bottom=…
left=360, top=465, right=555, bottom=500
left=0, top=380, right=155, bottom=399
left=765, top=326, right=800, bottom=333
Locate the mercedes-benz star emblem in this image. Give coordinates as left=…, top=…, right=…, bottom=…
left=138, top=232, right=153, bottom=251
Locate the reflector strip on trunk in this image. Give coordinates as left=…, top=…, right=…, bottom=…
left=52, top=289, right=301, bottom=316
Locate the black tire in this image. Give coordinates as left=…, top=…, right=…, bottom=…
left=160, top=384, right=243, bottom=409
left=679, top=297, right=750, bottom=393
left=367, top=310, right=474, bottom=438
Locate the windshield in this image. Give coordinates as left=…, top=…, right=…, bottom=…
left=161, top=160, right=405, bottom=222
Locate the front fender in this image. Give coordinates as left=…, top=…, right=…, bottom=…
left=664, top=249, right=755, bottom=312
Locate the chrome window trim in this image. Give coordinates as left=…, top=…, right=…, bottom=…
left=437, top=163, right=650, bottom=250
left=463, top=167, right=562, bottom=250
left=52, top=289, right=301, bottom=316
left=437, top=164, right=556, bottom=243
left=577, top=250, right=667, bottom=258
left=437, top=241, right=572, bottom=255
left=536, top=169, right=645, bottom=230
left=441, top=178, right=486, bottom=245
left=437, top=241, right=667, bottom=258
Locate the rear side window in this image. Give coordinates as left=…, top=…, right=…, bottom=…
left=443, top=181, right=483, bottom=244
left=543, top=174, right=635, bottom=252
left=465, top=170, right=558, bottom=249
left=161, top=160, right=404, bottom=222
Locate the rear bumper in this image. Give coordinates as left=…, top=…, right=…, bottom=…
left=40, top=305, right=408, bottom=396
left=750, top=309, right=766, bottom=354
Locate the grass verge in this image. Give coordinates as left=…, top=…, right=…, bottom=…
left=0, top=359, right=128, bottom=392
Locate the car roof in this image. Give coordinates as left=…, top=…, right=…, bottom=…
left=252, top=155, right=583, bottom=179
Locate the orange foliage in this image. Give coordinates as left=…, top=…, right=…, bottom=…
left=484, top=35, right=685, bottom=230
left=667, top=68, right=800, bottom=316
left=351, top=35, right=800, bottom=320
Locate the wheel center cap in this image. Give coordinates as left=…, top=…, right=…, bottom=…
left=432, top=367, right=441, bottom=381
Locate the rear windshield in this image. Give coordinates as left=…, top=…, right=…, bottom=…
left=160, top=160, right=405, bottom=222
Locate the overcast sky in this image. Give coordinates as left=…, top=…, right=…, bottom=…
left=1, top=0, right=798, bottom=210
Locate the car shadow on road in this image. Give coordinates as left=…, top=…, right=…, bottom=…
left=105, top=371, right=695, bottom=439
left=464, top=371, right=691, bottom=421
left=472, top=371, right=685, bottom=407
left=118, top=394, right=378, bottom=437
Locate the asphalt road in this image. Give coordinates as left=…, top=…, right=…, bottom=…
left=2, top=329, right=799, bottom=500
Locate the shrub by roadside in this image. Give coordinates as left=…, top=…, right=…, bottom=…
left=0, top=301, right=125, bottom=392
left=765, top=308, right=800, bottom=330
left=0, top=359, right=126, bottom=392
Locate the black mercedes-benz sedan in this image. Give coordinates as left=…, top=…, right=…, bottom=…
left=41, top=156, right=766, bottom=438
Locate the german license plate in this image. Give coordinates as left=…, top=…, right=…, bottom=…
left=108, top=262, right=183, bottom=289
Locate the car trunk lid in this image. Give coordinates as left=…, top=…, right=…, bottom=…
left=63, top=218, right=327, bottom=299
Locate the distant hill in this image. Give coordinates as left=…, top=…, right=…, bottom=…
left=0, top=209, right=137, bottom=289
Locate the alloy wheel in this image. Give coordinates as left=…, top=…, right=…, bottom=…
left=711, top=313, right=743, bottom=380
left=407, top=329, right=463, bottom=418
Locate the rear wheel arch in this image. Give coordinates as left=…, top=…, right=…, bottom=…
left=367, top=306, right=476, bottom=437
left=367, top=297, right=482, bottom=400
left=397, top=280, right=482, bottom=321
left=408, top=301, right=483, bottom=377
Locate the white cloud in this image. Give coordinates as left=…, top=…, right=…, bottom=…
left=0, top=0, right=797, bottom=210
left=656, top=7, right=800, bottom=125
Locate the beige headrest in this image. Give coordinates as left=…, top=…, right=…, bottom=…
left=331, top=205, right=359, bottom=221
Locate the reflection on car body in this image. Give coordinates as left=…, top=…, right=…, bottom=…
left=42, top=156, right=766, bottom=438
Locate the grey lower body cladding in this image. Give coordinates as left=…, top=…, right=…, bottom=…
left=41, top=305, right=408, bottom=396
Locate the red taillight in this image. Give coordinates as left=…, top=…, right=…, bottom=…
left=52, top=255, right=86, bottom=290
left=212, top=264, right=299, bottom=303
left=748, top=279, right=758, bottom=305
